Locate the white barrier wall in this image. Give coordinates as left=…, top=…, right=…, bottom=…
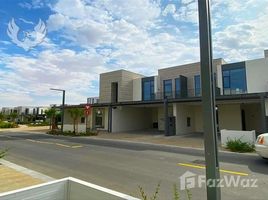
left=63, top=124, right=86, bottom=133
left=220, top=129, right=256, bottom=147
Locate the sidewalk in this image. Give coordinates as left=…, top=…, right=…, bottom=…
left=0, top=125, right=49, bottom=133
left=0, top=160, right=54, bottom=193
left=94, top=131, right=206, bottom=149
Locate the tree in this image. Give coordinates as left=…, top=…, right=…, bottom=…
left=45, top=108, right=57, bottom=130
left=0, top=112, right=5, bottom=122
left=25, top=114, right=34, bottom=123
left=9, top=112, right=18, bottom=123
left=68, top=108, right=84, bottom=134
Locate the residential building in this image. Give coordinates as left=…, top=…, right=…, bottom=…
left=89, top=50, right=268, bottom=135
left=1, top=106, right=50, bottom=123
left=62, top=104, right=93, bottom=133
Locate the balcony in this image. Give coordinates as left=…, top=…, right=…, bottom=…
left=141, top=87, right=249, bottom=101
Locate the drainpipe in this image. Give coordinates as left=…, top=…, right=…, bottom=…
left=260, top=94, right=268, bottom=133
left=164, top=97, right=169, bottom=136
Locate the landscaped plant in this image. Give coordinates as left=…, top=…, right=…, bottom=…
left=138, top=183, right=192, bottom=200
left=9, top=112, right=18, bottom=122
left=0, top=149, right=8, bottom=159
left=47, top=129, right=98, bottom=137
left=27, top=122, right=49, bottom=127
left=68, top=108, right=84, bottom=134
left=226, top=138, right=255, bottom=153
left=0, top=121, right=18, bottom=128
left=45, top=108, right=57, bottom=130
left=0, top=112, right=5, bottom=122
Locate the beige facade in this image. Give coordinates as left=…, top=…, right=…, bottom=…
left=93, top=51, right=268, bottom=135
left=99, top=70, right=144, bottom=103
left=158, top=59, right=225, bottom=96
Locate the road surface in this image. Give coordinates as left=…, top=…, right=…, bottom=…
left=0, top=131, right=267, bottom=199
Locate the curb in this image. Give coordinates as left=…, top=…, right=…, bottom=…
left=0, top=159, right=55, bottom=182
left=80, top=136, right=259, bottom=157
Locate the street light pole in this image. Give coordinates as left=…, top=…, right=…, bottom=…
left=197, top=0, right=221, bottom=200
left=50, top=88, right=65, bottom=133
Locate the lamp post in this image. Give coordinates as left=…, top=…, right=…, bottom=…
left=198, top=0, right=221, bottom=199
left=50, top=88, right=65, bottom=133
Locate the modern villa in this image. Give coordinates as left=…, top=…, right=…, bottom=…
left=66, top=50, right=268, bottom=136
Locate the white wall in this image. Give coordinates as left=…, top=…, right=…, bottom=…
left=63, top=124, right=86, bottom=133
left=193, top=106, right=203, bottom=132
left=220, top=129, right=256, bottom=146
left=158, top=107, right=164, bottom=131
left=154, top=76, right=159, bottom=94
left=218, top=104, right=242, bottom=130
left=246, top=58, right=268, bottom=93
left=173, top=103, right=195, bottom=135
left=216, top=64, right=223, bottom=94
left=111, top=107, right=152, bottom=132
left=133, top=78, right=142, bottom=101
left=241, top=103, right=262, bottom=133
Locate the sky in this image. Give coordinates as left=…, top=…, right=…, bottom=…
left=0, top=0, right=268, bottom=107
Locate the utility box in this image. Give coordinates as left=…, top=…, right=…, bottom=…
left=0, top=177, right=139, bottom=200
left=166, top=116, right=176, bottom=136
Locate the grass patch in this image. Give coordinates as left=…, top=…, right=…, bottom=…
left=0, top=149, right=8, bottom=159
left=0, top=121, right=18, bottom=129
left=226, top=138, right=255, bottom=153
left=138, top=183, right=192, bottom=200
left=47, top=129, right=98, bottom=137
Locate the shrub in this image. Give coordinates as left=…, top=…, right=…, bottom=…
left=0, top=122, right=18, bottom=128
left=47, top=129, right=98, bottom=137
left=226, top=138, right=255, bottom=153
left=27, top=122, right=49, bottom=127
left=0, top=149, right=8, bottom=159
left=138, top=183, right=192, bottom=200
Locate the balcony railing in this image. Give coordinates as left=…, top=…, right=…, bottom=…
left=142, top=88, right=248, bottom=101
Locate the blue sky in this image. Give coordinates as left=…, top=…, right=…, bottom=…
left=0, top=0, right=268, bottom=107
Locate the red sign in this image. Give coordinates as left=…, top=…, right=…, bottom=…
left=84, top=105, right=91, bottom=116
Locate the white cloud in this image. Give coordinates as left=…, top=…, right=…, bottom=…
left=2, top=0, right=268, bottom=107
left=162, top=4, right=176, bottom=16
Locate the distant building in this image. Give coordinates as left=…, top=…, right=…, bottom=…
left=1, top=106, right=50, bottom=123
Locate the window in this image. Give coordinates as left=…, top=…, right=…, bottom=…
left=194, top=75, right=201, bottom=96
left=111, top=82, right=118, bottom=103
left=95, top=109, right=104, bottom=128
left=175, top=78, right=181, bottom=98
left=81, top=117, right=85, bottom=124
left=187, top=117, right=191, bottom=127
left=222, top=66, right=247, bottom=95
left=163, top=79, right=172, bottom=98
left=142, top=78, right=154, bottom=101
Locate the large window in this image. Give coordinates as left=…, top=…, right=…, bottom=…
left=222, top=66, right=247, bottom=94
left=194, top=75, right=201, bottom=96
left=163, top=79, right=172, bottom=98
left=175, top=78, right=181, bottom=98
left=142, top=78, right=154, bottom=101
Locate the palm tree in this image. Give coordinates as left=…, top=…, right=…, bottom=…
left=45, top=108, right=57, bottom=130
left=9, top=112, right=18, bottom=123
left=68, top=108, right=84, bottom=134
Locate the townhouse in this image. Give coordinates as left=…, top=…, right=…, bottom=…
left=88, top=50, right=268, bottom=136
left=1, top=106, right=50, bottom=122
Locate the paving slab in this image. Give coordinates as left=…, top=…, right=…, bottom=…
left=0, top=159, right=54, bottom=193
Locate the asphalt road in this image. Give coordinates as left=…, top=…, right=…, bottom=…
left=0, top=131, right=267, bottom=200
